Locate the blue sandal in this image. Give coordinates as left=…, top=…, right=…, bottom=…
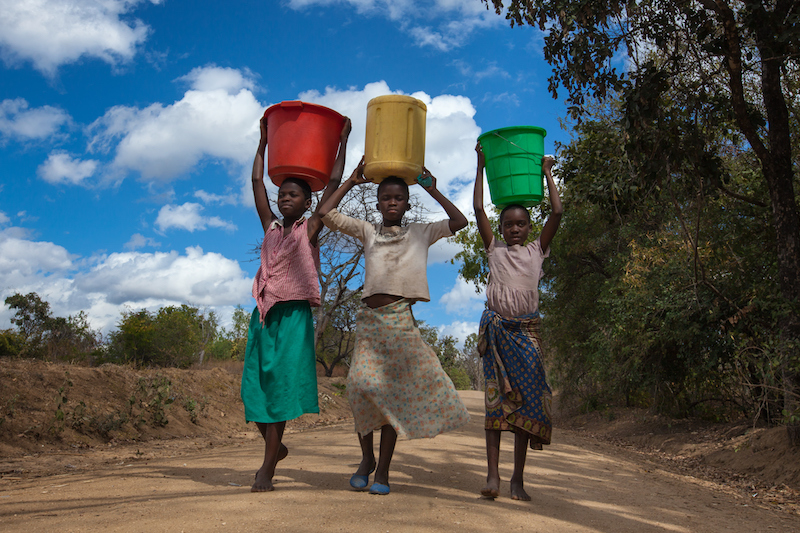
left=349, top=466, right=376, bottom=491
left=369, top=482, right=390, bottom=495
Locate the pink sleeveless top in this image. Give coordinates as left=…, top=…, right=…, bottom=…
left=252, top=218, right=320, bottom=322
left=485, top=236, right=549, bottom=318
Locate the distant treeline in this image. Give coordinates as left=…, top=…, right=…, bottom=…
left=0, top=292, right=479, bottom=391
left=1, top=292, right=249, bottom=368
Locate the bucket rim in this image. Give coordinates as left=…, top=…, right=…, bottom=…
left=478, top=125, right=547, bottom=142
left=366, top=94, right=427, bottom=111
left=263, top=100, right=345, bottom=121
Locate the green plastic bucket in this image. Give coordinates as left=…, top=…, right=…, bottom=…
left=478, top=126, right=547, bottom=208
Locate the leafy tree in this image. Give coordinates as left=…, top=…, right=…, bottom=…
left=230, top=305, right=251, bottom=339
left=462, top=332, right=485, bottom=391
left=45, top=311, right=101, bottom=362
left=107, top=309, right=155, bottom=366
left=4, top=292, right=99, bottom=361
left=5, top=292, right=52, bottom=356
left=315, top=289, right=360, bottom=377
left=453, top=89, right=786, bottom=421
left=209, top=305, right=251, bottom=361
left=418, top=322, right=472, bottom=390
left=155, top=305, right=210, bottom=367
left=554, top=97, right=775, bottom=418
left=0, top=329, right=23, bottom=357
left=108, top=305, right=217, bottom=368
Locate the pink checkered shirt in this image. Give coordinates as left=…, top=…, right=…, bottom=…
left=252, top=217, right=321, bottom=322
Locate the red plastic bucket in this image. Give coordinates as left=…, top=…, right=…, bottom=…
left=264, top=101, right=345, bottom=191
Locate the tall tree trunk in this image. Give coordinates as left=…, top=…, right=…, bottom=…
left=716, top=0, right=800, bottom=441
left=753, top=8, right=800, bottom=444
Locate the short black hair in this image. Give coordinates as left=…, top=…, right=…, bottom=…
left=377, top=176, right=409, bottom=199
left=281, top=177, right=312, bottom=200
left=498, top=204, right=531, bottom=226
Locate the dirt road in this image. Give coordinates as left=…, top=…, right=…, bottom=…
left=1, top=391, right=797, bottom=532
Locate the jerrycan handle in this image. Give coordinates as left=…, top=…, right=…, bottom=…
left=280, top=101, right=304, bottom=110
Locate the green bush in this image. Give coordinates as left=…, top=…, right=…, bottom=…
left=0, top=329, right=22, bottom=357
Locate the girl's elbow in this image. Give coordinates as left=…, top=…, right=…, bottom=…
left=452, top=218, right=468, bottom=232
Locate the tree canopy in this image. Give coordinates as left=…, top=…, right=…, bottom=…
left=3, top=292, right=99, bottom=361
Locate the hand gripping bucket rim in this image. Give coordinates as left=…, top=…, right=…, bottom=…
left=478, top=125, right=547, bottom=208
left=264, top=101, right=345, bottom=192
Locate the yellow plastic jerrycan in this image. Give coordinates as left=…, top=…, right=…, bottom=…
left=364, top=95, right=427, bottom=185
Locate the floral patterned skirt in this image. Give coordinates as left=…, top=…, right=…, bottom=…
left=479, top=309, right=552, bottom=450
left=347, top=299, right=470, bottom=439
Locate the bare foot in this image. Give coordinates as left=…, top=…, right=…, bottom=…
left=277, top=444, right=288, bottom=462
left=480, top=475, right=500, bottom=499
left=251, top=469, right=275, bottom=492
left=250, top=445, right=287, bottom=491
left=510, top=479, right=530, bottom=501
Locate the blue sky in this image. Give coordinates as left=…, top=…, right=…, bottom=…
left=0, top=0, right=569, bottom=345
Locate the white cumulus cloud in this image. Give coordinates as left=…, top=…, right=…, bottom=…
left=428, top=239, right=464, bottom=264
left=0, top=98, right=70, bottom=141
left=87, top=65, right=263, bottom=182
left=438, top=320, right=480, bottom=349
left=75, top=246, right=251, bottom=307
left=440, top=275, right=486, bottom=315
left=177, top=65, right=257, bottom=94
left=0, top=226, right=77, bottom=329
left=0, top=227, right=76, bottom=285
left=0, top=0, right=162, bottom=76
left=124, top=233, right=160, bottom=250
left=194, top=189, right=239, bottom=206
left=155, top=202, right=237, bottom=233
left=38, top=151, right=99, bottom=185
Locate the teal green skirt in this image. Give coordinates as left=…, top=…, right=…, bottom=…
left=240, top=301, right=319, bottom=423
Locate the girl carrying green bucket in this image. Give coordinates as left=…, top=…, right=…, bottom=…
left=473, top=143, right=563, bottom=501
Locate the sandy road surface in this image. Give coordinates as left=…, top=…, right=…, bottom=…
left=1, top=391, right=797, bottom=532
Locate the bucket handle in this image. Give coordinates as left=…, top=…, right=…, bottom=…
left=486, top=131, right=540, bottom=158
left=280, top=101, right=304, bottom=110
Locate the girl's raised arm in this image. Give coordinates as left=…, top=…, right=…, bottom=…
left=317, top=156, right=368, bottom=218
left=473, top=144, right=494, bottom=248
left=253, top=116, right=276, bottom=233
left=419, top=167, right=468, bottom=234
left=538, top=156, right=563, bottom=253
left=308, top=118, right=351, bottom=244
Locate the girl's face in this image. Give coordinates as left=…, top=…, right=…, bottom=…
left=277, top=181, right=311, bottom=218
left=376, top=183, right=409, bottom=225
left=499, top=207, right=532, bottom=246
